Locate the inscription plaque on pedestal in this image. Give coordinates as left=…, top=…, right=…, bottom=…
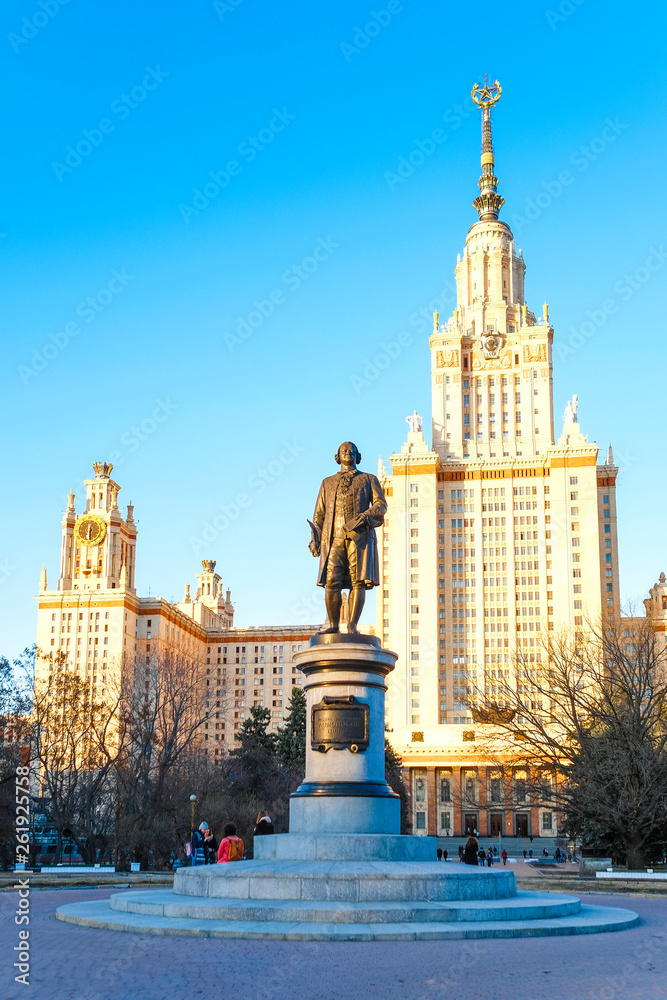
left=311, top=695, right=369, bottom=752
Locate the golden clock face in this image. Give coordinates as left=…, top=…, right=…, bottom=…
left=74, top=514, right=107, bottom=547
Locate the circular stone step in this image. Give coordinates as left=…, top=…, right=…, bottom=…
left=55, top=898, right=640, bottom=940
left=108, top=888, right=582, bottom=925
left=174, top=860, right=517, bottom=903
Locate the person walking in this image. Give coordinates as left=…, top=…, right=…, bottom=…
left=523, top=849, right=527, bottom=859
left=486, top=849, right=493, bottom=867
left=443, top=849, right=448, bottom=862
left=217, top=823, right=245, bottom=863
left=501, top=848, right=508, bottom=866
left=463, top=837, right=479, bottom=866
left=437, top=848, right=443, bottom=861
left=253, top=811, right=274, bottom=837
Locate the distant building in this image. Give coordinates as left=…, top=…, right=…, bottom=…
left=35, top=462, right=318, bottom=755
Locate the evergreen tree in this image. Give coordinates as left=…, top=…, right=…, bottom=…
left=385, top=736, right=411, bottom=834
left=230, top=705, right=278, bottom=756
left=276, top=686, right=306, bottom=769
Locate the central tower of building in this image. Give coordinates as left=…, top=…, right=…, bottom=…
left=378, top=81, right=620, bottom=838
left=431, top=78, right=553, bottom=463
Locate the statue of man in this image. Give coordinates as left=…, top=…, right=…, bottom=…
left=308, top=441, right=387, bottom=634
left=563, top=399, right=575, bottom=424
left=406, top=410, right=423, bottom=434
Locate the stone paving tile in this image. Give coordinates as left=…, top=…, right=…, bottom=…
left=1, top=888, right=665, bottom=1000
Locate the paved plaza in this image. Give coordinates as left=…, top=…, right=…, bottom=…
left=1, top=887, right=665, bottom=1000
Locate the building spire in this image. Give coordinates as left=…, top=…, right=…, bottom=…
left=471, top=76, right=504, bottom=222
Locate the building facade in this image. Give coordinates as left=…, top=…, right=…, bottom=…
left=35, top=462, right=317, bottom=755
left=379, top=81, right=621, bottom=837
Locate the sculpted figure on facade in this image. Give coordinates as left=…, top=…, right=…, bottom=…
left=563, top=394, right=579, bottom=424
left=308, top=441, right=386, bottom=634
left=406, top=410, right=423, bottom=434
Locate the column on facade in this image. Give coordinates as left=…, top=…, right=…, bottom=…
left=452, top=767, right=462, bottom=836
left=530, top=768, right=540, bottom=838
left=426, top=767, right=437, bottom=837
left=477, top=767, right=488, bottom=836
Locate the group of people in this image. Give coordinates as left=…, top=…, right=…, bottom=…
left=188, top=811, right=274, bottom=865
left=458, top=838, right=509, bottom=866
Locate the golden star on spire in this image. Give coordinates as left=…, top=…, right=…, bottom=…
left=471, top=75, right=502, bottom=109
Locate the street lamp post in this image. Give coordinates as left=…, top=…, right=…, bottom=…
left=189, top=794, right=197, bottom=839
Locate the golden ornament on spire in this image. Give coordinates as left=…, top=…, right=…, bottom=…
left=471, top=76, right=502, bottom=110
left=471, top=76, right=504, bottom=222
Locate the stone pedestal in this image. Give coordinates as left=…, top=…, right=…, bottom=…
left=289, top=633, right=401, bottom=835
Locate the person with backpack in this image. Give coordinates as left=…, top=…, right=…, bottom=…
left=217, top=823, right=244, bottom=863
left=486, top=849, right=493, bottom=867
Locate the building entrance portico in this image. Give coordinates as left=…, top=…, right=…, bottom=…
left=515, top=813, right=529, bottom=838
left=464, top=813, right=478, bottom=836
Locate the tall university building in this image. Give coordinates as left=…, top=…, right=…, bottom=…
left=35, top=81, right=662, bottom=840
left=378, top=79, right=621, bottom=838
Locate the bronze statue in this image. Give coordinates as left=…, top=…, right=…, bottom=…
left=308, top=441, right=387, bottom=634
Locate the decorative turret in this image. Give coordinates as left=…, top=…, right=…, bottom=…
left=93, top=461, right=113, bottom=478
left=471, top=77, right=504, bottom=222
left=40, top=565, right=47, bottom=591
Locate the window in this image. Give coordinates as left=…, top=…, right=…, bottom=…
left=440, top=778, right=451, bottom=802
left=415, top=812, right=426, bottom=830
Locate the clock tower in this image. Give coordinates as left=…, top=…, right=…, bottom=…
left=58, top=462, right=137, bottom=593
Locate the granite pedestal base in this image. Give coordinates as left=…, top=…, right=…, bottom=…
left=253, top=833, right=436, bottom=862
left=56, top=859, right=640, bottom=939
left=289, top=793, right=400, bottom=835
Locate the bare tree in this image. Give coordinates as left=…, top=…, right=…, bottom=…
left=472, top=615, right=667, bottom=867
left=113, top=647, right=211, bottom=869
left=30, top=648, right=122, bottom=863
left=0, top=648, right=33, bottom=869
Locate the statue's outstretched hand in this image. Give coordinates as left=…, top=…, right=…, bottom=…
left=308, top=540, right=320, bottom=557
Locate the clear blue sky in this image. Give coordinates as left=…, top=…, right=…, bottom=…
left=1, top=0, right=665, bottom=658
